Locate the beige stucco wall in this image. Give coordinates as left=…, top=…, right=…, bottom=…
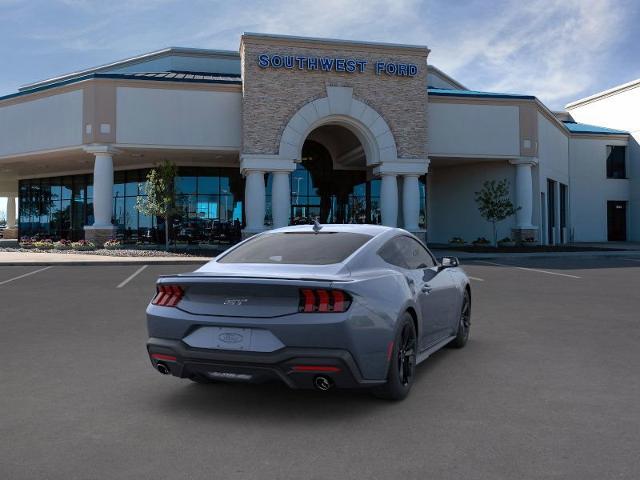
left=0, top=89, right=83, bottom=157
left=240, top=35, right=429, bottom=160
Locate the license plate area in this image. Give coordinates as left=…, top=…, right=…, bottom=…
left=182, top=326, right=284, bottom=352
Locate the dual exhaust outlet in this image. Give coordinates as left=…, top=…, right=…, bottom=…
left=156, top=363, right=171, bottom=375
left=313, top=375, right=333, bottom=391
left=156, top=362, right=334, bottom=391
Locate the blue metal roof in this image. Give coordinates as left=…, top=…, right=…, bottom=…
left=427, top=87, right=535, bottom=100
left=562, top=121, right=628, bottom=135
left=0, top=71, right=242, bottom=102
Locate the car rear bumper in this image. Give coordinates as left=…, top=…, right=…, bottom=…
left=147, top=337, right=386, bottom=390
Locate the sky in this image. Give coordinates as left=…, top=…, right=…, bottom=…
left=1, top=0, right=640, bottom=215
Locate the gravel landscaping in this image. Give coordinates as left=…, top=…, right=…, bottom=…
left=0, top=247, right=197, bottom=257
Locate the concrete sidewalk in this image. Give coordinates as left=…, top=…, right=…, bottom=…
left=0, top=251, right=211, bottom=266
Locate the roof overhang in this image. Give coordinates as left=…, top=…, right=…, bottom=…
left=19, top=47, right=240, bottom=93
left=565, top=78, right=640, bottom=109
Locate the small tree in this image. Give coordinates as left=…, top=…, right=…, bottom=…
left=474, top=179, right=519, bottom=246
left=136, top=160, right=178, bottom=250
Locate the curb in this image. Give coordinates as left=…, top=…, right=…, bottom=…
left=0, top=259, right=211, bottom=266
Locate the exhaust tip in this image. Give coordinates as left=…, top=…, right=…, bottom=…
left=314, top=375, right=333, bottom=391
left=156, top=363, right=171, bottom=375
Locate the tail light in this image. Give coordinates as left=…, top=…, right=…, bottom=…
left=299, top=289, right=352, bottom=313
left=152, top=284, right=184, bottom=307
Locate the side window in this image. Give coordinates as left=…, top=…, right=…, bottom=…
left=606, top=146, right=626, bottom=179
left=397, top=236, right=436, bottom=269
left=378, top=238, right=408, bottom=269
left=378, top=236, right=435, bottom=270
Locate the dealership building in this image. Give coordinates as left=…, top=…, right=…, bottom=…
left=0, top=33, right=637, bottom=246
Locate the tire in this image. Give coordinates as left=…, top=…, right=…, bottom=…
left=372, top=313, right=417, bottom=401
left=448, top=289, right=471, bottom=349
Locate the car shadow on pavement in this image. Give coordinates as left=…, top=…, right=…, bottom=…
left=148, top=347, right=455, bottom=424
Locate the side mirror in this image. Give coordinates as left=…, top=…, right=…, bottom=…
left=440, top=256, right=459, bottom=269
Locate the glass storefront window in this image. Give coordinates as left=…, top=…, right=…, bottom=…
left=18, top=167, right=245, bottom=245
left=272, top=160, right=382, bottom=226
left=419, top=175, right=427, bottom=230
left=176, top=175, right=197, bottom=195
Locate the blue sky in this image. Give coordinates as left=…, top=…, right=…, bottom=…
left=1, top=0, right=639, bottom=218
left=1, top=0, right=639, bottom=108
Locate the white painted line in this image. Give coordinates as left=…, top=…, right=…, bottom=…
left=475, top=260, right=581, bottom=279
left=117, top=265, right=148, bottom=289
left=0, top=266, right=52, bottom=286
left=468, top=276, right=485, bottom=282
left=623, top=258, right=640, bottom=263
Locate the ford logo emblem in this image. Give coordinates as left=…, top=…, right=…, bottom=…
left=218, top=333, right=243, bottom=343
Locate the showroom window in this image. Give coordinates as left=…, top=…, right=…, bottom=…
left=18, top=167, right=244, bottom=245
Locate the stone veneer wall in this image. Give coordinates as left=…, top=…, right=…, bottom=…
left=240, top=36, right=429, bottom=160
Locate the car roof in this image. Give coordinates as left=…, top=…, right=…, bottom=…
left=267, top=224, right=396, bottom=236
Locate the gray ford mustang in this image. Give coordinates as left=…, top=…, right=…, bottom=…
left=146, top=224, right=471, bottom=400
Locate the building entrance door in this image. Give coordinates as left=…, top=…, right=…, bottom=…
left=289, top=139, right=381, bottom=225
left=607, top=201, right=627, bottom=241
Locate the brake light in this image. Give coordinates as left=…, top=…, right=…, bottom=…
left=150, top=353, right=177, bottom=362
left=299, top=289, right=352, bottom=313
left=291, top=365, right=341, bottom=373
left=152, top=284, right=184, bottom=307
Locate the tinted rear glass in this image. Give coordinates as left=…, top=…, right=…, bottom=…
left=218, top=232, right=372, bottom=265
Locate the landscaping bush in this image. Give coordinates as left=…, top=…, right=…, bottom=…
left=103, top=239, right=122, bottom=250
left=19, top=237, right=34, bottom=249
left=33, top=239, right=54, bottom=250
left=472, top=237, right=491, bottom=246
left=53, top=239, right=73, bottom=250
left=71, top=240, right=96, bottom=251
left=497, top=237, right=516, bottom=247
left=448, top=236, right=465, bottom=246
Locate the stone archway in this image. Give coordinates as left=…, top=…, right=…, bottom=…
left=278, top=86, right=398, bottom=166
left=240, top=86, right=428, bottom=236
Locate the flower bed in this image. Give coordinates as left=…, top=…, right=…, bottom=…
left=71, top=240, right=96, bottom=251
left=103, top=239, right=122, bottom=250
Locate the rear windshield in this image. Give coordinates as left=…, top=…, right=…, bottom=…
left=217, top=232, right=372, bottom=265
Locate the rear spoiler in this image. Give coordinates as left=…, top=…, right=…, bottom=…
left=158, top=273, right=353, bottom=284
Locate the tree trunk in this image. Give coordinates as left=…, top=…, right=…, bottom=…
left=164, top=217, right=169, bottom=251
left=492, top=221, right=497, bottom=247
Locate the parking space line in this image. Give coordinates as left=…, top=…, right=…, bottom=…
left=117, top=265, right=148, bottom=289
left=475, top=260, right=581, bottom=279
left=0, top=266, right=52, bottom=286
left=468, top=276, right=484, bottom=282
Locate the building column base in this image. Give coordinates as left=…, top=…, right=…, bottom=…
left=511, top=227, right=538, bottom=243
left=2, top=227, right=18, bottom=240
left=84, top=225, right=116, bottom=247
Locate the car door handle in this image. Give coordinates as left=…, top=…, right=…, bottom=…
left=421, top=284, right=433, bottom=294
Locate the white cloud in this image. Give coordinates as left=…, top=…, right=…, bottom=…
left=3, top=0, right=635, bottom=109
left=425, top=0, right=631, bottom=108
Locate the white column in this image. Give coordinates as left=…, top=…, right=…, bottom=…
left=6, top=195, right=17, bottom=229
left=271, top=171, right=290, bottom=229
left=555, top=181, right=562, bottom=244
left=510, top=158, right=537, bottom=229
left=92, top=152, right=115, bottom=227
left=402, top=175, right=420, bottom=231
left=380, top=173, right=398, bottom=228
left=244, top=170, right=266, bottom=232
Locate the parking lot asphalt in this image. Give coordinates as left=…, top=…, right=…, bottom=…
left=1, top=257, right=639, bottom=480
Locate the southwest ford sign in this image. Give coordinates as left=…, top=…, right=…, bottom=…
left=257, top=54, right=418, bottom=77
